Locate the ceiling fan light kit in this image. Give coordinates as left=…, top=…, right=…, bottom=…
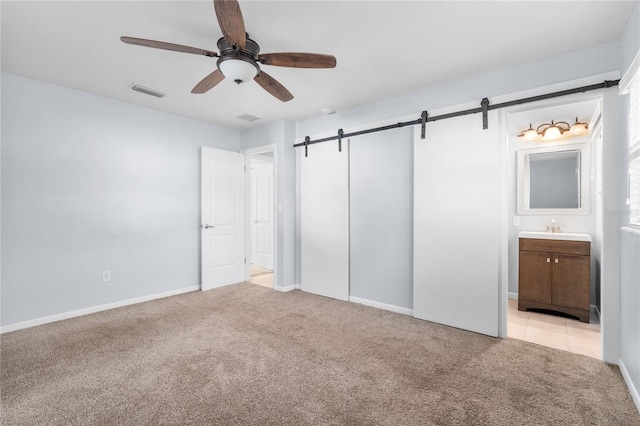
left=120, top=0, right=337, bottom=102
left=217, top=36, right=260, bottom=84
left=218, top=58, right=259, bottom=85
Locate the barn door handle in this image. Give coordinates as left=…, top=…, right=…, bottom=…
left=202, top=224, right=215, bottom=229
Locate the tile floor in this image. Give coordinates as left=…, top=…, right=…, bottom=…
left=250, top=265, right=273, bottom=288
left=507, top=298, right=601, bottom=359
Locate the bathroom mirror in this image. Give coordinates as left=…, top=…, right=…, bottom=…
left=517, top=143, right=590, bottom=215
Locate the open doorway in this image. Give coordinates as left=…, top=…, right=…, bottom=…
left=244, top=146, right=275, bottom=289
left=505, top=96, right=603, bottom=359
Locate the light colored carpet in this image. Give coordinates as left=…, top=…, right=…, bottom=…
left=1, top=283, right=638, bottom=425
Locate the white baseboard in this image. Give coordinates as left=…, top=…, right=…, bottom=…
left=349, top=296, right=413, bottom=316
left=619, top=358, right=640, bottom=414
left=508, top=292, right=518, bottom=300
left=0, top=285, right=200, bottom=334
left=274, top=284, right=300, bottom=293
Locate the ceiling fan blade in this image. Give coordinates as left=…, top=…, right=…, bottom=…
left=214, top=0, right=246, bottom=51
left=254, top=71, right=293, bottom=102
left=258, top=53, right=337, bottom=69
left=192, top=69, right=225, bottom=94
left=120, top=36, right=218, bottom=57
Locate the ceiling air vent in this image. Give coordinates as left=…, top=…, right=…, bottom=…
left=131, top=84, right=166, bottom=98
left=237, top=114, right=260, bottom=122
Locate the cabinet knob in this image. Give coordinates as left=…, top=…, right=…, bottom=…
left=555, top=258, right=559, bottom=263
left=547, top=258, right=550, bottom=262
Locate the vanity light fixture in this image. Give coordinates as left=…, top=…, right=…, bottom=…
left=518, top=118, right=589, bottom=141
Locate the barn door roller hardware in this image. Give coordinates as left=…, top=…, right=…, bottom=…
left=481, top=98, right=489, bottom=130
left=294, top=79, right=619, bottom=155
left=295, top=112, right=428, bottom=152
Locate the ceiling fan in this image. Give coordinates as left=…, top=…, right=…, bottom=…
left=120, top=0, right=336, bottom=102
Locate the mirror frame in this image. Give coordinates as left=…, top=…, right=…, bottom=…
left=517, top=142, right=590, bottom=215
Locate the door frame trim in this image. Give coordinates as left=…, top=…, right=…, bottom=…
left=242, top=144, right=277, bottom=288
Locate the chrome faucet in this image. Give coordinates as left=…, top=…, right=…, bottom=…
left=546, top=219, right=561, bottom=233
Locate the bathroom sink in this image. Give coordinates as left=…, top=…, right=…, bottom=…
left=518, top=231, right=591, bottom=242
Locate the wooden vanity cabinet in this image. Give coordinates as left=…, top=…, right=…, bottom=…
left=518, top=238, right=590, bottom=322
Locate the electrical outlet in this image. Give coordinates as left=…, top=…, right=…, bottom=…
left=102, top=270, right=111, bottom=282
left=512, top=216, right=520, bottom=226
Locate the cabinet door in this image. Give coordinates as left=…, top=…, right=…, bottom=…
left=519, top=251, right=553, bottom=304
left=552, top=254, right=590, bottom=310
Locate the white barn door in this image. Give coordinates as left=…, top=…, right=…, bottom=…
left=201, top=147, right=246, bottom=290
left=413, top=113, right=501, bottom=337
left=301, top=140, right=349, bottom=301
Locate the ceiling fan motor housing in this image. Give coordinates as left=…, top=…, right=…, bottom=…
left=216, top=36, right=260, bottom=84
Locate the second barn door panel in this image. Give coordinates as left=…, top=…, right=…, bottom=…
left=300, top=140, right=349, bottom=301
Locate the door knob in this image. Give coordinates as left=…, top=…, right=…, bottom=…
left=202, top=224, right=215, bottom=229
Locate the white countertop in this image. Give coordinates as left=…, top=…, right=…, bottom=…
left=518, top=231, right=592, bottom=242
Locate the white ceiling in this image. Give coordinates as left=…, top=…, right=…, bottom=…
left=1, top=1, right=635, bottom=130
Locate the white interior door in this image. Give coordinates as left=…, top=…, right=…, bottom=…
left=301, top=140, right=349, bottom=301
left=413, top=112, right=501, bottom=337
left=250, top=160, right=274, bottom=270
left=201, top=147, right=246, bottom=290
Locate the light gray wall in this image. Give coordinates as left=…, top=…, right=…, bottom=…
left=295, top=41, right=620, bottom=310
left=239, top=120, right=296, bottom=289
left=1, top=72, right=240, bottom=326
left=619, top=0, right=640, bottom=408
left=349, top=129, right=413, bottom=309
